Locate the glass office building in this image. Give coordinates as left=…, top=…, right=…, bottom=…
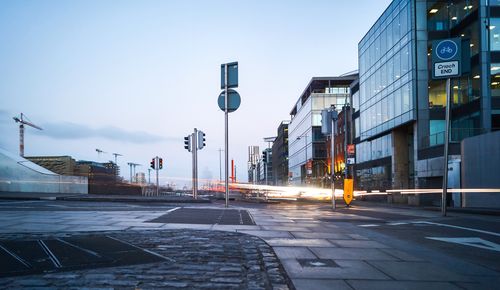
left=355, top=0, right=499, bottom=191
left=288, top=75, right=357, bottom=186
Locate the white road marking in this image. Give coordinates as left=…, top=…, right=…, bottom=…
left=387, top=222, right=408, bottom=226
left=413, top=221, right=500, bottom=237
left=359, top=224, right=380, bottom=227
left=426, top=237, right=500, bottom=252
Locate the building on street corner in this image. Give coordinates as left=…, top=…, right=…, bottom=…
left=288, top=74, right=358, bottom=187
left=354, top=0, right=500, bottom=206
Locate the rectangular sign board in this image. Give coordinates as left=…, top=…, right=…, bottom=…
left=434, top=61, right=459, bottom=78
left=221, top=62, right=238, bottom=89
left=432, top=38, right=461, bottom=79
left=346, top=158, right=355, bottom=165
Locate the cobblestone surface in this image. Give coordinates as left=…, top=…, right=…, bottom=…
left=0, top=229, right=294, bottom=289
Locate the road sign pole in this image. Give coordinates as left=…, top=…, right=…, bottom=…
left=224, top=64, right=229, bottom=208
left=156, top=156, right=159, bottom=196
left=442, top=78, right=451, bottom=217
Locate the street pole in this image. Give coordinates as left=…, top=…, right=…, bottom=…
left=155, top=156, right=159, bottom=196
left=331, top=105, right=337, bottom=210
left=442, top=78, right=451, bottom=217
left=193, top=128, right=198, bottom=200
left=344, top=104, right=348, bottom=181
left=218, top=148, right=223, bottom=183
left=148, top=168, right=151, bottom=184
left=224, top=64, right=229, bottom=208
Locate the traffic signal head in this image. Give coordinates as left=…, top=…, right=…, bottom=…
left=262, top=151, right=267, bottom=163
left=159, top=158, right=163, bottom=169
left=150, top=158, right=155, bottom=169
left=197, top=130, right=206, bottom=150
left=184, top=135, right=191, bottom=152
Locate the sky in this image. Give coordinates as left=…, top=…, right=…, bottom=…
left=0, top=0, right=392, bottom=187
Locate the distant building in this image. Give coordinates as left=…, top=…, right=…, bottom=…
left=259, top=148, right=273, bottom=185
left=25, top=156, right=76, bottom=176
left=272, top=121, right=290, bottom=185
left=247, top=146, right=260, bottom=183
left=288, top=74, right=358, bottom=186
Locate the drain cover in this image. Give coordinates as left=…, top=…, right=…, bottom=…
left=149, top=208, right=255, bottom=225
left=0, top=235, right=165, bottom=277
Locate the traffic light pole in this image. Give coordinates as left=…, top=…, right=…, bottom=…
left=193, top=129, right=198, bottom=200
left=155, top=156, right=159, bottom=196
left=224, top=64, right=229, bottom=208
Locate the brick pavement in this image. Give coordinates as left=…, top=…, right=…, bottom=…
left=0, top=229, right=293, bottom=289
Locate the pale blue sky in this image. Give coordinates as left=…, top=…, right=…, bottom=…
left=0, top=0, right=391, bottom=186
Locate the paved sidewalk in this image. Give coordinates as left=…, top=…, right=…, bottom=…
left=0, top=202, right=496, bottom=289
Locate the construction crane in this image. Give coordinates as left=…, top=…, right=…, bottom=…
left=127, top=162, right=141, bottom=183
left=13, top=113, right=42, bottom=157
left=96, top=148, right=107, bottom=160
left=112, top=153, right=123, bottom=164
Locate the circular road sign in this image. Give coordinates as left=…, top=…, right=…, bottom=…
left=436, top=39, right=458, bottom=61
left=218, top=89, right=241, bottom=113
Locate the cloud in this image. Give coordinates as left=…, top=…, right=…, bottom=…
left=33, top=122, right=171, bottom=144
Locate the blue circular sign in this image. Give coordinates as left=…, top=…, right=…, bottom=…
left=218, top=89, right=241, bottom=113
left=436, top=40, right=458, bottom=61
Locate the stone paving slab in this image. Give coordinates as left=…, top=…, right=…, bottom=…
left=328, top=239, right=390, bottom=248
left=293, top=279, right=353, bottom=290
left=279, top=258, right=391, bottom=280
left=265, top=238, right=333, bottom=247
left=273, top=247, right=317, bottom=259
left=239, top=230, right=294, bottom=238
left=346, top=280, right=464, bottom=290
left=367, top=261, right=472, bottom=282
left=316, top=247, right=397, bottom=261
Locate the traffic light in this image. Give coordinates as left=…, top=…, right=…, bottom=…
left=159, top=158, right=163, bottom=169
left=184, top=135, right=191, bottom=152
left=150, top=158, right=155, bottom=169
left=262, top=151, right=267, bottom=163
left=197, top=130, right=206, bottom=149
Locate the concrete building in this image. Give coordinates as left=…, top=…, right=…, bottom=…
left=247, top=146, right=260, bottom=184
left=288, top=74, right=358, bottom=186
left=272, top=121, right=290, bottom=185
left=355, top=0, right=500, bottom=204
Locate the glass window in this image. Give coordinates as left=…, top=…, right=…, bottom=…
left=394, top=88, right=402, bottom=117
left=401, top=44, right=409, bottom=76
left=492, top=63, right=500, bottom=98
left=394, top=50, right=401, bottom=79
left=490, top=19, right=500, bottom=51
left=402, top=83, right=409, bottom=113
left=429, top=80, right=446, bottom=107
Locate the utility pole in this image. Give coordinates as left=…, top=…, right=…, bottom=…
left=218, top=148, right=223, bottom=183
left=148, top=168, right=151, bottom=184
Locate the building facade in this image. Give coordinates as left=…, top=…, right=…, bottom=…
left=355, top=0, right=499, bottom=193
left=288, top=75, right=358, bottom=186
left=271, top=121, right=290, bottom=185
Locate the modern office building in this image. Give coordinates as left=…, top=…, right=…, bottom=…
left=355, top=0, right=499, bottom=194
left=272, top=121, right=290, bottom=185
left=259, top=148, right=273, bottom=185
left=288, top=74, right=358, bottom=186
